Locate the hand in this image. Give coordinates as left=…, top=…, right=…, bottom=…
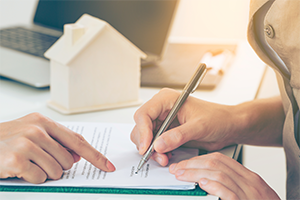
left=131, top=88, right=240, bottom=166
left=0, top=113, right=115, bottom=184
left=169, top=152, right=280, bottom=200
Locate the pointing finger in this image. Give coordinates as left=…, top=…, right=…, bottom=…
left=42, top=118, right=115, bottom=172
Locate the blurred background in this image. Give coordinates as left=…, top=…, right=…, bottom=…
left=0, top=0, right=285, bottom=199
left=171, top=0, right=250, bottom=40
left=0, top=0, right=250, bottom=41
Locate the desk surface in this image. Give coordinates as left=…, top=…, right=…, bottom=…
left=0, top=39, right=266, bottom=200
left=0, top=40, right=265, bottom=120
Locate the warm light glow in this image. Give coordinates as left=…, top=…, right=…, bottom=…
left=171, top=0, right=251, bottom=41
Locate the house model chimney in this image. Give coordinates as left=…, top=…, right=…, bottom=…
left=64, top=24, right=85, bottom=47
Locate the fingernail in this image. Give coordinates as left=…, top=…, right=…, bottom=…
left=176, top=169, right=185, bottom=176
left=200, top=178, right=208, bottom=186
left=169, top=163, right=177, bottom=172
left=155, top=155, right=162, bottom=164
left=74, top=156, right=81, bottom=163
left=154, top=138, right=167, bottom=151
left=72, top=153, right=81, bottom=163
left=106, top=160, right=116, bottom=172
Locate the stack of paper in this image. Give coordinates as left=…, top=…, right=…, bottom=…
left=0, top=122, right=198, bottom=190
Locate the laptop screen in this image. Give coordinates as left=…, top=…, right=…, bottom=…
left=33, top=0, right=179, bottom=57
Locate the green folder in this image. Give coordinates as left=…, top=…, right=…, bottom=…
left=0, top=122, right=207, bottom=196
left=0, top=184, right=206, bottom=196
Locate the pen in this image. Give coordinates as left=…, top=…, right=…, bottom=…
left=135, top=63, right=207, bottom=174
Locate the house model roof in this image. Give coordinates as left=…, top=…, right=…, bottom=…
left=44, top=14, right=147, bottom=65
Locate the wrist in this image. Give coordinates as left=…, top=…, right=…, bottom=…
left=229, top=102, right=253, bottom=145
left=230, top=97, right=284, bottom=146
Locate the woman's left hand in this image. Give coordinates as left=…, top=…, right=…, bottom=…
left=169, top=152, right=280, bottom=200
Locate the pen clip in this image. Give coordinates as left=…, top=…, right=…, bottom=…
left=191, top=64, right=207, bottom=93
left=191, top=77, right=202, bottom=93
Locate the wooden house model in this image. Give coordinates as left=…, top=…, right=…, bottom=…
left=45, top=14, right=146, bottom=114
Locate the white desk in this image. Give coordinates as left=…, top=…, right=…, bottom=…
left=0, top=38, right=266, bottom=200
left=0, top=1, right=266, bottom=199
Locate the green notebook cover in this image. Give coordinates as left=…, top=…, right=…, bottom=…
left=0, top=184, right=206, bottom=196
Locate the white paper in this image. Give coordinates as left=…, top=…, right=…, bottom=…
left=0, top=122, right=198, bottom=190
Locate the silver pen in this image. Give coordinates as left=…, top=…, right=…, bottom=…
left=135, top=63, right=207, bottom=174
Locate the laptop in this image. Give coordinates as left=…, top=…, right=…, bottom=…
left=0, top=0, right=179, bottom=88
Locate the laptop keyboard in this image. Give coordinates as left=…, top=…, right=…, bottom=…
left=0, top=27, right=59, bottom=59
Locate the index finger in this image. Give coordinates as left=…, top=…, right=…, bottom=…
left=43, top=119, right=115, bottom=172
left=132, top=88, right=180, bottom=154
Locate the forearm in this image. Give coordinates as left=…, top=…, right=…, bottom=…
left=232, top=96, right=285, bottom=146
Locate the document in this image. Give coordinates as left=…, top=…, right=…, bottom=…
left=0, top=122, right=198, bottom=190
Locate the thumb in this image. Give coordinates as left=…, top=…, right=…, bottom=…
left=153, top=123, right=195, bottom=153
